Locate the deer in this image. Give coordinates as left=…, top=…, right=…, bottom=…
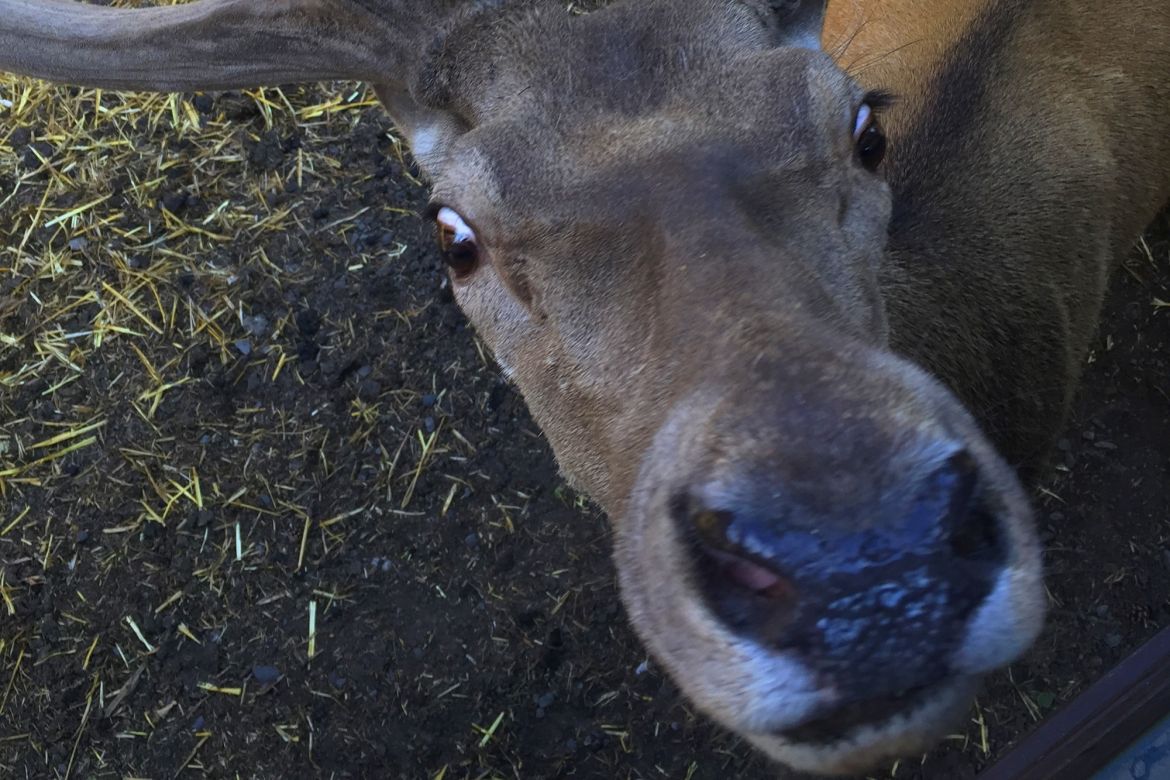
left=2, top=0, right=1168, bottom=775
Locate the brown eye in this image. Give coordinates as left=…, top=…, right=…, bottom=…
left=435, top=206, right=480, bottom=278
left=852, top=103, right=887, bottom=172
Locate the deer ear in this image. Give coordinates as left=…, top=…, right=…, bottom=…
left=766, top=0, right=828, bottom=50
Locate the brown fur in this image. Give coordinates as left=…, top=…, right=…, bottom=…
left=2, top=0, right=1168, bottom=774
left=832, top=0, right=1170, bottom=470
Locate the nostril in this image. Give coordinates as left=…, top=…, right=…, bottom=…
left=692, top=507, right=734, bottom=553
left=685, top=506, right=797, bottom=603
left=929, top=450, right=1004, bottom=565
left=950, top=499, right=1003, bottom=563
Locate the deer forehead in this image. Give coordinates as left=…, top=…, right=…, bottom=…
left=422, top=0, right=797, bottom=110
left=431, top=56, right=862, bottom=233
left=441, top=46, right=854, bottom=138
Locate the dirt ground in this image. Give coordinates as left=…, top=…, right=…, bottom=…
left=0, top=76, right=1167, bottom=780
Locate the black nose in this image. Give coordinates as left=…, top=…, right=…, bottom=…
left=679, top=450, right=1004, bottom=701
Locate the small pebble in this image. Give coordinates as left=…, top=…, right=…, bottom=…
left=161, top=191, right=188, bottom=213
left=252, top=665, right=281, bottom=685
left=295, top=309, right=321, bottom=336
left=234, top=339, right=252, bottom=356
left=357, top=378, right=381, bottom=401
left=192, top=94, right=215, bottom=114
left=243, top=314, right=269, bottom=338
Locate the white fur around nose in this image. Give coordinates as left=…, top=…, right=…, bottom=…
left=675, top=592, right=827, bottom=733
left=952, top=561, right=1046, bottom=674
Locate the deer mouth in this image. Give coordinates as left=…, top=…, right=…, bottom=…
left=738, top=673, right=981, bottom=776
left=777, top=678, right=955, bottom=744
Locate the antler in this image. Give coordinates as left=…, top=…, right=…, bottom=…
left=0, top=0, right=445, bottom=91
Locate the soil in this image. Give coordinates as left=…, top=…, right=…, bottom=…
left=0, top=81, right=1167, bottom=780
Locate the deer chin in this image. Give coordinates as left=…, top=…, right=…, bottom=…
left=748, top=675, right=979, bottom=776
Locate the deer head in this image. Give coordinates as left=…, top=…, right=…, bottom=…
left=0, top=0, right=1046, bottom=773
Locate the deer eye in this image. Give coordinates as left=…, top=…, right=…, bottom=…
left=435, top=206, right=480, bottom=279
left=852, top=102, right=887, bottom=172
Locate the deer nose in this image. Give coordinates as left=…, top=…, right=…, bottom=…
left=679, top=450, right=1005, bottom=702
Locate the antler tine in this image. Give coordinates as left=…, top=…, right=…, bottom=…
left=0, top=0, right=433, bottom=92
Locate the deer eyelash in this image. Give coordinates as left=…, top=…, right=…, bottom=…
left=863, top=89, right=898, bottom=113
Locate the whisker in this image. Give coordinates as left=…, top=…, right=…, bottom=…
left=845, top=38, right=927, bottom=77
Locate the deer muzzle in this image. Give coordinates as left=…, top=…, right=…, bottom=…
left=613, top=340, right=1045, bottom=774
